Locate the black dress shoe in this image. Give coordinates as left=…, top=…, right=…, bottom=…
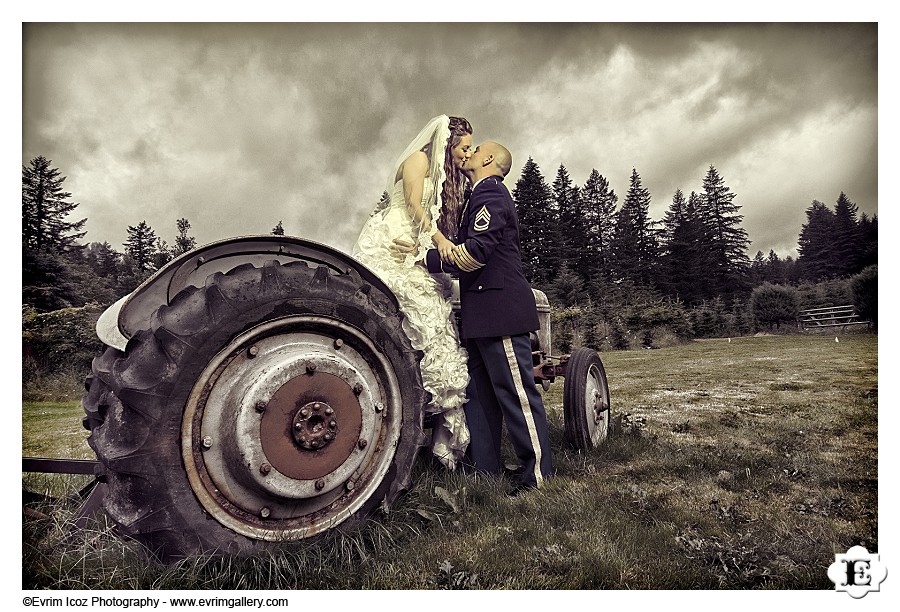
left=502, top=465, right=524, bottom=480
left=507, top=483, right=537, bottom=497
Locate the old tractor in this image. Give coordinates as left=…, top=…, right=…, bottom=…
left=78, top=236, right=610, bottom=559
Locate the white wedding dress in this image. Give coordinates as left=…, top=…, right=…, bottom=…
left=352, top=178, right=470, bottom=469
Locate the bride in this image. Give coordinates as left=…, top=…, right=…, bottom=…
left=353, top=115, right=473, bottom=469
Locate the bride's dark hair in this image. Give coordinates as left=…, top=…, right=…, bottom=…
left=437, top=116, right=473, bottom=240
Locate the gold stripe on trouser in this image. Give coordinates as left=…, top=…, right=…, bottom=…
left=502, top=336, right=544, bottom=487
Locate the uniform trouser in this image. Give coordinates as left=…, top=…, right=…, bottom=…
left=462, top=333, right=554, bottom=488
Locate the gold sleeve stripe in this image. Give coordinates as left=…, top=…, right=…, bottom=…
left=457, top=245, right=485, bottom=272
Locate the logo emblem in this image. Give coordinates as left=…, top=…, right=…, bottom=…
left=473, top=206, right=491, bottom=231
left=827, top=545, right=887, bottom=598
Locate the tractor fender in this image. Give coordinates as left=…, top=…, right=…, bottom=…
left=96, top=235, right=398, bottom=351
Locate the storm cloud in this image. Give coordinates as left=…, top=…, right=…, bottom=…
left=22, top=22, right=877, bottom=258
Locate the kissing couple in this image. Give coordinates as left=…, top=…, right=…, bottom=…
left=353, top=115, right=553, bottom=493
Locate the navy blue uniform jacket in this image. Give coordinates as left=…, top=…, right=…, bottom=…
left=425, top=175, right=539, bottom=340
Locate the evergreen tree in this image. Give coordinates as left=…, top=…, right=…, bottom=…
left=797, top=200, right=836, bottom=280
left=173, top=218, right=198, bottom=255
left=831, top=192, right=861, bottom=277
left=547, top=262, right=588, bottom=308
left=660, top=189, right=687, bottom=247
left=552, top=165, right=588, bottom=279
left=698, top=165, right=749, bottom=298
left=782, top=255, right=802, bottom=284
left=765, top=250, right=785, bottom=284
left=858, top=212, right=877, bottom=269
left=22, top=249, right=83, bottom=311
left=750, top=282, right=800, bottom=329
left=580, top=169, right=617, bottom=283
left=124, top=221, right=159, bottom=274
left=86, top=241, right=121, bottom=278
left=749, top=250, right=766, bottom=286
left=22, top=156, right=86, bottom=253
left=659, top=189, right=706, bottom=302
left=611, top=168, right=658, bottom=287
left=272, top=220, right=285, bottom=236
left=152, top=236, right=173, bottom=270
left=513, top=158, right=554, bottom=286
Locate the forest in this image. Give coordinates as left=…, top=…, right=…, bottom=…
left=510, top=158, right=877, bottom=350
left=22, top=154, right=878, bottom=382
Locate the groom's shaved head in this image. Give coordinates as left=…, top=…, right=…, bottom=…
left=484, top=141, right=512, bottom=177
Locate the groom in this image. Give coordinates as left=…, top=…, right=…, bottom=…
left=424, top=141, right=554, bottom=494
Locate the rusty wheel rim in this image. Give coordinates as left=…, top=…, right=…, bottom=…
left=181, top=315, right=402, bottom=541
left=585, top=362, right=610, bottom=446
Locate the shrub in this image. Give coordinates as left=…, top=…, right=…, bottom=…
left=850, top=265, right=877, bottom=329
left=795, top=278, right=852, bottom=310
left=550, top=306, right=584, bottom=353
left=750, top=283, right=800, bottom=329
left=23, top=304, right=106, bottom=379
left=692, top=299, right=753, bottom=339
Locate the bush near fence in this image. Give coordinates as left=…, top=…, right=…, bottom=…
left=23, top=304, right=105, bottom=393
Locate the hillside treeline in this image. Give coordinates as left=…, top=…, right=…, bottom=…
left=22, top=155, right=877, bottom=383
left=511, top=159, right=877, bottom=350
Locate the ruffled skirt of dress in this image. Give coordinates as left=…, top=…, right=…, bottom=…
left=352, top=206, right=470, bottom=469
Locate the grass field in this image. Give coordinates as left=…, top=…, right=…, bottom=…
left=22, top=333, right=877, bottom=590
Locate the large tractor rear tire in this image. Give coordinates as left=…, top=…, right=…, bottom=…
left=82, top=259, right=427, bottom=559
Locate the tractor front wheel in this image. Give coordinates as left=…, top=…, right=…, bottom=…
left=562, top=347, right=611, bottom=450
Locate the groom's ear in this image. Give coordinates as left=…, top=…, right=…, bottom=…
left=482, top=153, right=494, bottom=167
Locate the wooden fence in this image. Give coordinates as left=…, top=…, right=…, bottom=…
left=798, top=305, right=870, bottom=330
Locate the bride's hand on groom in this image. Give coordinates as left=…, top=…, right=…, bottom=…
left=390, top=238, right=417, bottom=263
left=434, top=235, right=456, bottom=264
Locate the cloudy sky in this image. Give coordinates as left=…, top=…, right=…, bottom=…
left=22, top=22, right=878, bottom=259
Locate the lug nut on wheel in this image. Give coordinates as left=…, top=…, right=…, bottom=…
left=202, top=436, right=213, bottom=449
left=260, top=507, right=271, bottom=519
left=259, top=463, right=272, bottom=475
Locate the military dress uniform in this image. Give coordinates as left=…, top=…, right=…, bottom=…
left=425, top=175, right=554, bottom=489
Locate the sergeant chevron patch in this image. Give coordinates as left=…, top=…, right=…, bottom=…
left=473, top=206, right=491, bottom=231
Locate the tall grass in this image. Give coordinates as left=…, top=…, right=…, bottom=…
left=23, top=334, right=877, bottom=589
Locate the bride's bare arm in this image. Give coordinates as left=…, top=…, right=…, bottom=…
left=400, top=151, right=429, bottom=228
left=400, top=152, right=455, bottom=263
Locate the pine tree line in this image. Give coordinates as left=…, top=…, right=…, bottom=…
left=21, top=157, right=290, bottom=312
left=514, top=159, right=876, bottom=298
left=22, top=156, right=878, bottom=339
left=513, top=160, right=756, bottom=303
left=512, top=159, right=877, bottom=348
